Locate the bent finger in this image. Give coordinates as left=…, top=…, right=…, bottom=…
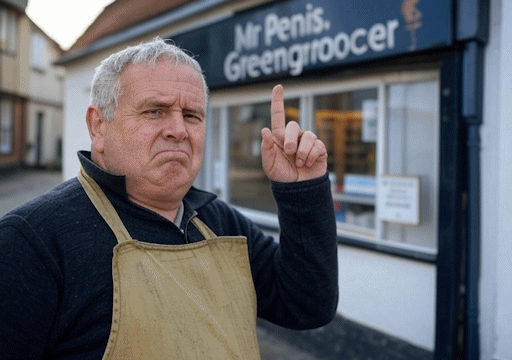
left=305, top=139, right=327, bottom=167
left=295, top=131, right=317, bottom=167
left=284, top=121, right=301, bottom=156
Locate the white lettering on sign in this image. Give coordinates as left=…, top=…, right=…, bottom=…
left=264, top=4, right=326, bottom=46
left=235, top=22, right=262, bottom=51
left=224, top=4, right=400, bottom=82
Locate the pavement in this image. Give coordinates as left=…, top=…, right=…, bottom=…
left=0, top=168, right=63, bottom=217
left=0, top=168, right=323, bottom=360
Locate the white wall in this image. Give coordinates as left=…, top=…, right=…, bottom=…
left=336, top=245, right=436, bottom=350
left=495, top=0, right=512, bottom=356
left=62, top=56, right=104, bottom=180
left=480, top=0, right=500, bottom=357
left=481, top=0, right=512, bottom=359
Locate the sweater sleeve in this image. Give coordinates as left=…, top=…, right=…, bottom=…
left=0, top=216, right=60, bottom=360
left=251, top=173, right=339, bottom=329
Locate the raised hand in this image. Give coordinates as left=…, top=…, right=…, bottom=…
left=261, top=84, right=328, bottom=183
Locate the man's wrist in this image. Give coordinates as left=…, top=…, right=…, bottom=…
left=271, top=172, right=329, bottom=191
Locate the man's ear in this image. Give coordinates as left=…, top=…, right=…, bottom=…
left=86, top=105, right=106, bottom=154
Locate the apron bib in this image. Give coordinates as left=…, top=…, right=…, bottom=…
left=78, top=168, right=260, bottom=359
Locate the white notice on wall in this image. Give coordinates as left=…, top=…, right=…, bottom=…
left=378, top=175, right=420, bottom=225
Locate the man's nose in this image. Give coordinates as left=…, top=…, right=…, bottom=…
left=163, top=112, right=188, bottom=141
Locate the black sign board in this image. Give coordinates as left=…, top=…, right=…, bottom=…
left=171, top=0, right=453, bottom=88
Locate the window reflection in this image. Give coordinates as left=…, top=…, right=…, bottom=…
left=315, top=89, right=378, bottom=232
left=229, top=99, right=300, bottom=213
left=384, top=81, right=438, bottom=249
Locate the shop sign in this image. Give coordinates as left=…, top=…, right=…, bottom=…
left=172, top=0, right=452, bottom=88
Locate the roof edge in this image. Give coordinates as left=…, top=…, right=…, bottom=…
left=27, top=17, right=64, bottom=53
left=2, top=0, right=28, bottom=11
left=55, top=0, right=231, bottom=66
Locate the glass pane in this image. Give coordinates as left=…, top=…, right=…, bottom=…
left=315, top=89, right=378, bottom=232
left=0, top=133, right=11, bottom=153
left=0, top=100, right=13, bottom=154
left=383, top=81, right=438, bottom=249
left=31, top=33, right=46, bottom=69
left=0, top=9, right=16, bottom=53
left=0, top=10, right=7, bottom=51
left=209, top=107, right=223, bottom=197
left=229, top=98, right=300, bottom=213
left=8, top=11, right=16, bottom=53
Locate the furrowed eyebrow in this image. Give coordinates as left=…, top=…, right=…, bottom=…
left=138, top=98, right=206, bottom=119
left=138, top=99, right=170, bottom=109
left=186, top=106, right=206, bottom=119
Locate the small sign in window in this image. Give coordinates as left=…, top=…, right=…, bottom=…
left=378, top=175, right=420, bottom=225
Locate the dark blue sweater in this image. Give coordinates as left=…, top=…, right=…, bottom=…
left=0, top=151, right=338, bottom=359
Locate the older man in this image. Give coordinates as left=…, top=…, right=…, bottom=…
left=0, top=38, right=338, bottom=359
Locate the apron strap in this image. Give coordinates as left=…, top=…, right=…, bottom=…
left=191, top=217, right=217, bottom=239
left=78, top=167, right=132, bottom=244
left=78, top=167, right=220, bottom=243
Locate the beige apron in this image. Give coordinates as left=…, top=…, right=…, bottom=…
left=78, top=168, right=260, bottom=359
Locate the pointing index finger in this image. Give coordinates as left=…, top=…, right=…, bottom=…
left=271, top=84, right=285, bottom=132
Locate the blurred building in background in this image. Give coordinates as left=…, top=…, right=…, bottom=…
left=0, top=0, right=64, bottom=169
left=56, top=1, right=511, bottom=359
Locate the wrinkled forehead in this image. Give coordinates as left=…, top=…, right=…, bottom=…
left=118, top=61, right=206, bottom=107
left=120, top=59, right=207, bottom=103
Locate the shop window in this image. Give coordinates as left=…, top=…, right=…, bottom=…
left=0, top=7, right=17, bottom=54
left=205, top=107, right=225, bottom=198
left=207, top=73, right=439, bottom=253
left=314, top=80, right=438, bottom=251
left=228, top=99, right=300, bottom=213
left=0, top=99, right=14, bottom=154
left=315, top=89, right=378, bottom=235
left=382, top=81, right=439, bottom=249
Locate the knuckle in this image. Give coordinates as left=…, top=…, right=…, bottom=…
left=314, top=138, right=326, bottom=150
left=286, top=121, right=300, bottom=130
left=296, top=148, right=308, bottom=159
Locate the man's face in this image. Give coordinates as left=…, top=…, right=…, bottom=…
left=95, top=60, right=206, bottom=208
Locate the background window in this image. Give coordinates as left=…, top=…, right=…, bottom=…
left=383, top=81, right=439, bottom=249
left=0, top=7, right=17, bottom=53
left=208, top=73, right=439, bottom=252
left=315, top=89, right=378, bottom=233
left=205, top=107, right=225, bottom=198
left=31, top=33, right=47, bottom=70
left=229, top=98, right=300, bottom=213
left=0, top=99, right=14, bottom=154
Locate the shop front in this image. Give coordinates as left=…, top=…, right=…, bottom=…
left=168, top=0, right=487, bottom=358
left=57, top=0, right=491, bottom=357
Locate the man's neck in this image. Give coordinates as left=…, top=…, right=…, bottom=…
left=128, top=195, right=181, bottom=223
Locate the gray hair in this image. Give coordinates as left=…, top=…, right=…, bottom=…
left=90, top=37, right=209, bottom=121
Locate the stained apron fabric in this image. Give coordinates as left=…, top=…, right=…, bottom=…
left=78, top=168, right=260, bottom=359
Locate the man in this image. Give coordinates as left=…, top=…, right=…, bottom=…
left=0, top=38, right=338, bottom=359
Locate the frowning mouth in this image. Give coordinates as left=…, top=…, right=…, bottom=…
left=154, top=149, right=190, bottom=161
